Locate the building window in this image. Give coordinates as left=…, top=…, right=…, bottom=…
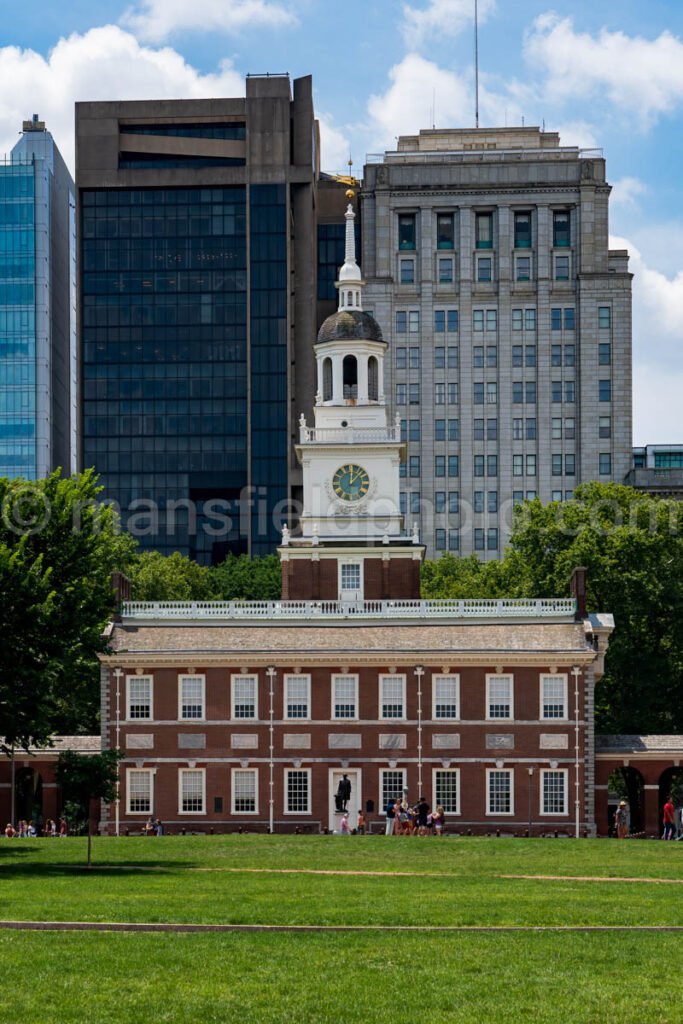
left=398, top=213, right=416, bottom=250
left=513, top=491, right=524, bottom=505
left=474, top=419, right=485, bottom=441
left=541, top=674, right=568, bottom=720
left=525, top=345, right=536, bottom=368
left=552, top=454, right=562, bottom=476
left=437, top=213, right=455, bottom=249
left=565, top=381, right=575, bottom=403
left=564, top=308, right=575, bottom=330
left=526, top=455, right=537, bottom=476
left=409, top=311, right=420, bottom=333
left=487, top=674, right=513, bottom=719
left=340, top=563, right=361, bottom=592
left=448, top=529, right=459, bottom=551
left=486, top=309, right=498, bottom=332
left=552, top=490, right=563, bottom=502
left=127, top=769, right=152, bottom=814
left=409, top=456, right=420, bottom=477
left=599, top=306, right=612, bottom=329
left=396, top=311, right=407, bottom=333
left=447, top=310, right=459, bottom=332
left=487, top=418, right=498, bottom=441
left=448, top=383, right=459, bottom=405
left=541, top=769, right=568, bottom=815
left=488, top=490, right=498, bottom=513
left=565, top=454, right=575, bottom=475
left=474, top=383, right=484, bottom=405
left=512, top=309, right=523, bottom=331
left=434, top=769, right=460, bottom=814
left=564, top=344, right=575, bottom=367
left=407, top=492, right=420, bottom=517
left=552, top=381, right=562, bottom=403
left=515, top=255, right=531, bottom=281
left=434, top=347, right=445, bottom=369
left=514, top=211, right=532, bottom=249
left=512, top=382, right=523, bottom=405
left=409, top=383, right=420, bottom=404
left=599, top=380, right=612, bottom=402
left=435, top=456, right=446, bottom=478
left=599, top=452, right=612, bottom=475
left=381, top=769, right=407, bottom=813
left=232, top=674, right=257, bottom=719
left=179, top=769, right=205, bottom=814
left=438, top=258, right=454, bottom=283
left=409, top=418, right=420, bottom=440
left=127, top=675, right=152, bottom=720
left=448, top=491, right=459, bottom=514
left=332, top=674, right=358, bottom=720
left=599, top=343, right=611, bottom=366
left=179, top=675, right=205, bottom=720
left=474, top=491, right=484, bottom=513
left=564, top=417, right=575, bottom=440
left=476, top=212, right=493, bottom=249
left=432, top=675, right=459, bottom=720
left=448, top=455, right=459, bottom=478
left=473, top=346, right=484, bottom=369
left=599, top=416, right=611, bottom=439
left=487, top=454, right=498, bottom=476
left=396, top=384, right=407, bottom=405
left=554, top=254, right=570, bottom=281
left=435, top=492, right=446, bottom=513
left=526, top=417, right=536, bottom=440
left=551, top=345, right=562, bottom=367
left=435, top=528, right=446, bottom=550
left=477, top=257, right=492, bottom=282
left=487, top=383, right=498, bottom=405
left=232, top=769, right=258, bottom=814
left=525, top=382, right=536, bottom=404
left=396, top=347, right=407, bottom=370
left=400, top=258, right=415, bottom=284
left=473, top=309, right=484, bottom=332
left=553, top=210, right=570, bottom=248
left=512, top=345, right=523, bottom=368
left=474, top=455, right=485, bottom=477
left=487, top=528, right=498, bottom=550
left=448, top=418, right=460, bottom=441
left=322, top=358, right=333, bottom=401
left=474, top=528, right=485, bottom=550
left=435, top=419, right=446, bottom=442
left=513, top=419, right=523, bottom=441
left=380, top=675, right=406, bottom=719
left=434, top=310, right=446, bottom=333
left=525, top=309, right=536, bottom=331
left=487, top=769, right=514, bottom=815
left=284, top=674, right=311, bottom=720
left=285, top=769, right=311, bottom=814
left=435, top=383, right=445, bottom=405
left=551, top=308, right=562, bottom=331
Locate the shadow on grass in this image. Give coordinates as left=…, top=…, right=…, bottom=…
left=0, top=860, right=202, bottom=878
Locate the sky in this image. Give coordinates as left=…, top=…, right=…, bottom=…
left=1, top=0, right=682, bottom=444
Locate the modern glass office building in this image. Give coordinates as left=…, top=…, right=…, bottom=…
left=0, top=118, right=76, bottom=480
left=77, top=77, right=320, bottom=562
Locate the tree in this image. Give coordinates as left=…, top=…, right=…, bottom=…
left=210, top=554, right=281, bottom=601
left=0, top=470, right=136, bottom=745
left=128, top=550, right=214, bottom=601
left=422, top=483, right=683, bottom=734
left=55, top=749, right=122, bottom=868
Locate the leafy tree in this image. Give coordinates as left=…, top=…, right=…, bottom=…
left=128, top=550, right=214, bottom=601
left=0, top=470, right=135, bottom=744
left=210, top=553, right=281, bottom=601
left=55, top=749, right=122, bottom=867
left=422, top=483, right=683, bottom=734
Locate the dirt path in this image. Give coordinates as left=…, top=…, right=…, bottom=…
left=502, top=874, right=683, bottom=885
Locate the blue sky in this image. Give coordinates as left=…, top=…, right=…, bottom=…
left=2, top=0, right=683, bottom=443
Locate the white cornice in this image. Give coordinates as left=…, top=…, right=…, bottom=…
left=101, top=651, right=599, bottom=669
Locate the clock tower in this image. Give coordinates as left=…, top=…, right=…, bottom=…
left=279, top=196, right=425, bottom=603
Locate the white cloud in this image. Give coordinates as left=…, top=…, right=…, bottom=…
left=524, top=14, right=683, bottom=127
left=610, top=177, right=647, bottom=208
left=317, top=114, right=351, bottom=176
left=552, top=120, right=598, bottom=150
left=402, top=0, right=495, bottom=47
left=0, top=27, right=245, bottom=174
left=122, top=0, right=296, bottom=44
left=632, top=364, right=683, bottom=445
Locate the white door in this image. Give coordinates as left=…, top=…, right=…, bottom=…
left=339, top=562, right=363, bottom=607
left=328, top=768, right=362, bottom=832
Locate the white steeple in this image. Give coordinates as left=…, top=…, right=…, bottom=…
left=337, top=200, right=363, bottom=312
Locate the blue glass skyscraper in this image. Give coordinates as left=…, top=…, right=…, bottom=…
left=0, top=116, right=76, bottom=480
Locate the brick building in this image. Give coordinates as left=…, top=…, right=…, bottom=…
left=96, top=202, right=614, bottom=836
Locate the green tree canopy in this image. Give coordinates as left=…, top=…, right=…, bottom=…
left=210, top=553, right=281, bottom=601
left=127, top=550, right=215, bottom=601
left=55, top=749, right=122, bottom=866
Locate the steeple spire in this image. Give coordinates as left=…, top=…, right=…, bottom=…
left=337, top=191, right=363, bottom=312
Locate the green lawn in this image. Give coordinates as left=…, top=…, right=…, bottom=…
left=1, top=836, right=682, bottom=1023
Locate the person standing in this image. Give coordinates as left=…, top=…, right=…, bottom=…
left=384, top=796, right=396, bottom=835
left=614, top=801, right=629, bottom=839
left=663, top=796, right=676, bottom=840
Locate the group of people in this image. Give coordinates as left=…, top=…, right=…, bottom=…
left=384, top=796, right=445, bottom=836
left=4, top=818, right=67, bottom=838
left=614, top=795, right=683, bottom=839
left=142, top=817, right=164, bottom=836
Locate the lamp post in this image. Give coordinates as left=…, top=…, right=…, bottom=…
left=266, top=667, right=276, bottom=835
left=527, top=766, right=534, bottom=838
left=572, top=665, right=582, bottom=839
left=113, top=668, right=123, bottom=837
left=415, top=666, right=424, bottom=795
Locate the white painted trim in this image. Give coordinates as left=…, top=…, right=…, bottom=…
left=284, top=768, right=312, bottom=814
left=126, top=767, right=154, bottom=815
left=177, top=673, right=206, bottom=723
left=432, top=767, right=461, bottom=815
left=486, top=767, right=515, bottom=816
left=330, top=673, right=359, bottom=722
left=283, top=674, right=312, bottom=722
left=539, top=673, right=568, bottom=722
left=178, top=768, right=206, bottom=815
left=539, top=768, right=569, bottom=816
left=231, top=674, right=258, bottom=722
left=378, top=673, right=407, bottom=722
left=230, top=768, right=259, bottom=815
left=485, top=673, right=514, bottom=722
left=431, top=673, right=460, bottom=722
left=328, top=767, right=362, bottom=831
left=379, top=767, right=407, bottom=811
left=125, top=675, right=153, bottom=722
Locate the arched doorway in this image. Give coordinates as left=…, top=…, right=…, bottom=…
left=658, top=767, right=683, bottom=837
left=15, top=767, right=43, bottom=828
left=607, top=767, right=644, bottom=835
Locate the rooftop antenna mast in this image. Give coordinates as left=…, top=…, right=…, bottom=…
left=474, top=0, right=480, bottom=128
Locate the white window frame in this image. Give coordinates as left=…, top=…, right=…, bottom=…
left=339, top=560, right=363, bottom=598
left=231, top=768, right=259, bottom=815
left=284, top=674, right=311, bottom=721
left=331, top=673, right=359, bottom=721
left=231, top=673, right=258, bottom=720
left=514, top=252, right=532, bottom=282
left=126, top=768, right=153, bottom=815
left=553, top=251, right=571, bottom=281
left=126, top=674, right=153, bottom=722
left=539, top=673, right=568, bottom=721
left=476, top=254, right=494, bottom=283
left=380, top=768, right=407, bottom=813
left=486, top=673, right=514, bottom=721
left=178, top=674, right=205, bottom=722
left=540, top=768, right=569, bottom=816
left=178, top=768, right=206, bottom=815
left=432, top=674, right=460, bottom=721
left=433, top=768, right=461, bottom=815
left=379, top=673, right=407, bottom=721
left=486, top=768, right=515, bottom=816
left=284, top=768, right=311, bottom=815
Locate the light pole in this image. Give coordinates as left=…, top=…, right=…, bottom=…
left=266, top=667, right=276, bottom=835
left=572, top=665, right=582, bottom=839
left=527, top=766, right=534, bottom=837
left=113, top=668, right=123, bottom=837
left=415, top=666, right=424, bottom=795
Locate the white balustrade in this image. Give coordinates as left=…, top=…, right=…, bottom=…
left=298, top=425, right=401, bottom=444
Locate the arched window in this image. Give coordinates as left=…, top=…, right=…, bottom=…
left=322, top=358, right=333, bottom=402
left=343, top=355, right=358, bottom=400
left=368, top=356, right=379, bottom=401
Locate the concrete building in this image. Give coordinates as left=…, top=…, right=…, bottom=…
left=625, top=445, right=683, bottom=499
left=0, top=116, right=76, bottom=479
left=76, top=75, right=327, bottom=562
left=361, top=127, right=633, bottom=558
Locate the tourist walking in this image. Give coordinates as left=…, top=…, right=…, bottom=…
left=662, top=796, right=676, bottom=840
left=614, top=800, right=629, bottom=839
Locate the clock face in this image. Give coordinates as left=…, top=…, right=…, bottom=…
left=332, top=464, right=370, bottom=502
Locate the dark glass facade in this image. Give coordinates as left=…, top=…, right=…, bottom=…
left=81, top=186, right=248, bottom=562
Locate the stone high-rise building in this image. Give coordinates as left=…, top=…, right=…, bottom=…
left=361, top=127, right=632, bottom=558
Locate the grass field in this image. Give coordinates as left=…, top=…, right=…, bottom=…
left=1, top=835, right=683, bottom=1022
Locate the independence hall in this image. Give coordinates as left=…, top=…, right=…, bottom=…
left=99, top=202, right=614, bottom=836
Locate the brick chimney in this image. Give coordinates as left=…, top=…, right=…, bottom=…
left=569, top=566, right=587, bottom=620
